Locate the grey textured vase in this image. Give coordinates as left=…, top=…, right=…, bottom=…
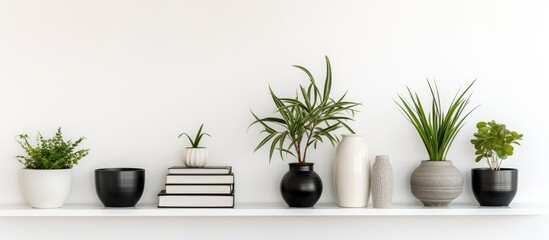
left=410, top=160, right=463, bottom=207
left=372, top=155, right=393, bottom=208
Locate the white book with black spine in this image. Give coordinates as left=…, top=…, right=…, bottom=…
left=165, top=184, right=233, bottom=194
left=166, top=174, right=234, bottom=184
left=168, top=166, right=232, bottom=175
left=157, top=190, right=234, bottom=208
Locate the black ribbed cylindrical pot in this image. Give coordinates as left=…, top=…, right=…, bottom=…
left=95, top=168, right=145, bottom=207
left=280, top=163, right=323, bottom=207
left=472, top=168, right=518, bottom=206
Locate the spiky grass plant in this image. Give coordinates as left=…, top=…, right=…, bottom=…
left=179, top=124, right=210, bottom=148
left=396, top=80, right=476, bottom=161
left=250, top=56, right=360, bottom=164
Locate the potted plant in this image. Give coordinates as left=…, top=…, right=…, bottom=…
left=470, top=120, right=523, bottom=206
left=179, top=124, right=210, bottom=167
left=16, top=127, right=90, bottom=208
left=250, top=56, right=360, bottom=207
left=396, top=80, right=476, bottom=207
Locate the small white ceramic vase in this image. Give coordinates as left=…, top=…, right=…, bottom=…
left=372, top=155, right=393, bottom=208
left=335, top=134, right=370, bottom=207
left=184, top=147, right=208, bottom=167
left=21, top=168, right=72, bottom=208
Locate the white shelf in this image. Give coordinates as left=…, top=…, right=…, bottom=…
left=1, top=202, right=549, bottom=217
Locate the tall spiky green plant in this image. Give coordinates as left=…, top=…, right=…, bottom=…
left=396, top=80, right=477, bottom=161
left=250, top=56, right=361, bottom=164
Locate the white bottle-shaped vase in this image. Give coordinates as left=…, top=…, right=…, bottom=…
left=372, top=155, right=393, bottom=208
left=335, top=134, right=369, bottom=207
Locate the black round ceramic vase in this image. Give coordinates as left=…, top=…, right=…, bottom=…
left=472, top=168, right=518, bottom=206
left=280, top=163, right=323, bottom=207
left=95, top=168, right=145, bottom=207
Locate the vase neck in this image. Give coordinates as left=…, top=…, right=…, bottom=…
left=420, top=160, right=455, bottom=166
left=288, top=163, right=314, bottom=171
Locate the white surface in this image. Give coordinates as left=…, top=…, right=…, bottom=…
left=335, top=134, right=370, bottom=207
left=0, top=0, right=547, bottom=206
left=2, top=216, right=549, bottom=240
left=1, top=0, right=549, bottom=239
left=1, top=203, right=548, bottom=217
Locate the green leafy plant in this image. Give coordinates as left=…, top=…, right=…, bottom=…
left=16, top=127, right=90, bottom=169
left=396, top=80, right=476, bottom=161
left=250, top=56, right=360, bottom=164
left=471, top=121, right=523, bottom=170
left=179, top=124, right=211, bottom=148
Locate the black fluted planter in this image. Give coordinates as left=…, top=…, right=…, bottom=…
left=472, top=168, right=518, bottom=206
left=280, top=163, right=323, bottom=207
left=95, top=168, right=145, bottom=207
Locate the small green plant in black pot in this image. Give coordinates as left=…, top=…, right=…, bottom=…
left=471, top=120, right=523, bottom=206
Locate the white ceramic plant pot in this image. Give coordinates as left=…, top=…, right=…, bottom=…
left=21, top=168, right=72, bottom=208
left=335, top=134, right=370, bottom=207
left=184, top=147, right=208, bottom=167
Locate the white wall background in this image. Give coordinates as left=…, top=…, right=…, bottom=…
left=1, top=0, right=548, bottom=239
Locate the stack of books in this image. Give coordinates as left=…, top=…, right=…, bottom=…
left=157, top=166, right=235, bottom=208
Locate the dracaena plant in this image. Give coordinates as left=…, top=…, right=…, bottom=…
left=471, top=121, right=523, bottom=170
left=396, top=80, right=476, bottom=161
left=250, top=56, right=360, bottom=164
left=179, top=124, right=210, bottom=148
left=16, top=127, right=90, bottom=169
